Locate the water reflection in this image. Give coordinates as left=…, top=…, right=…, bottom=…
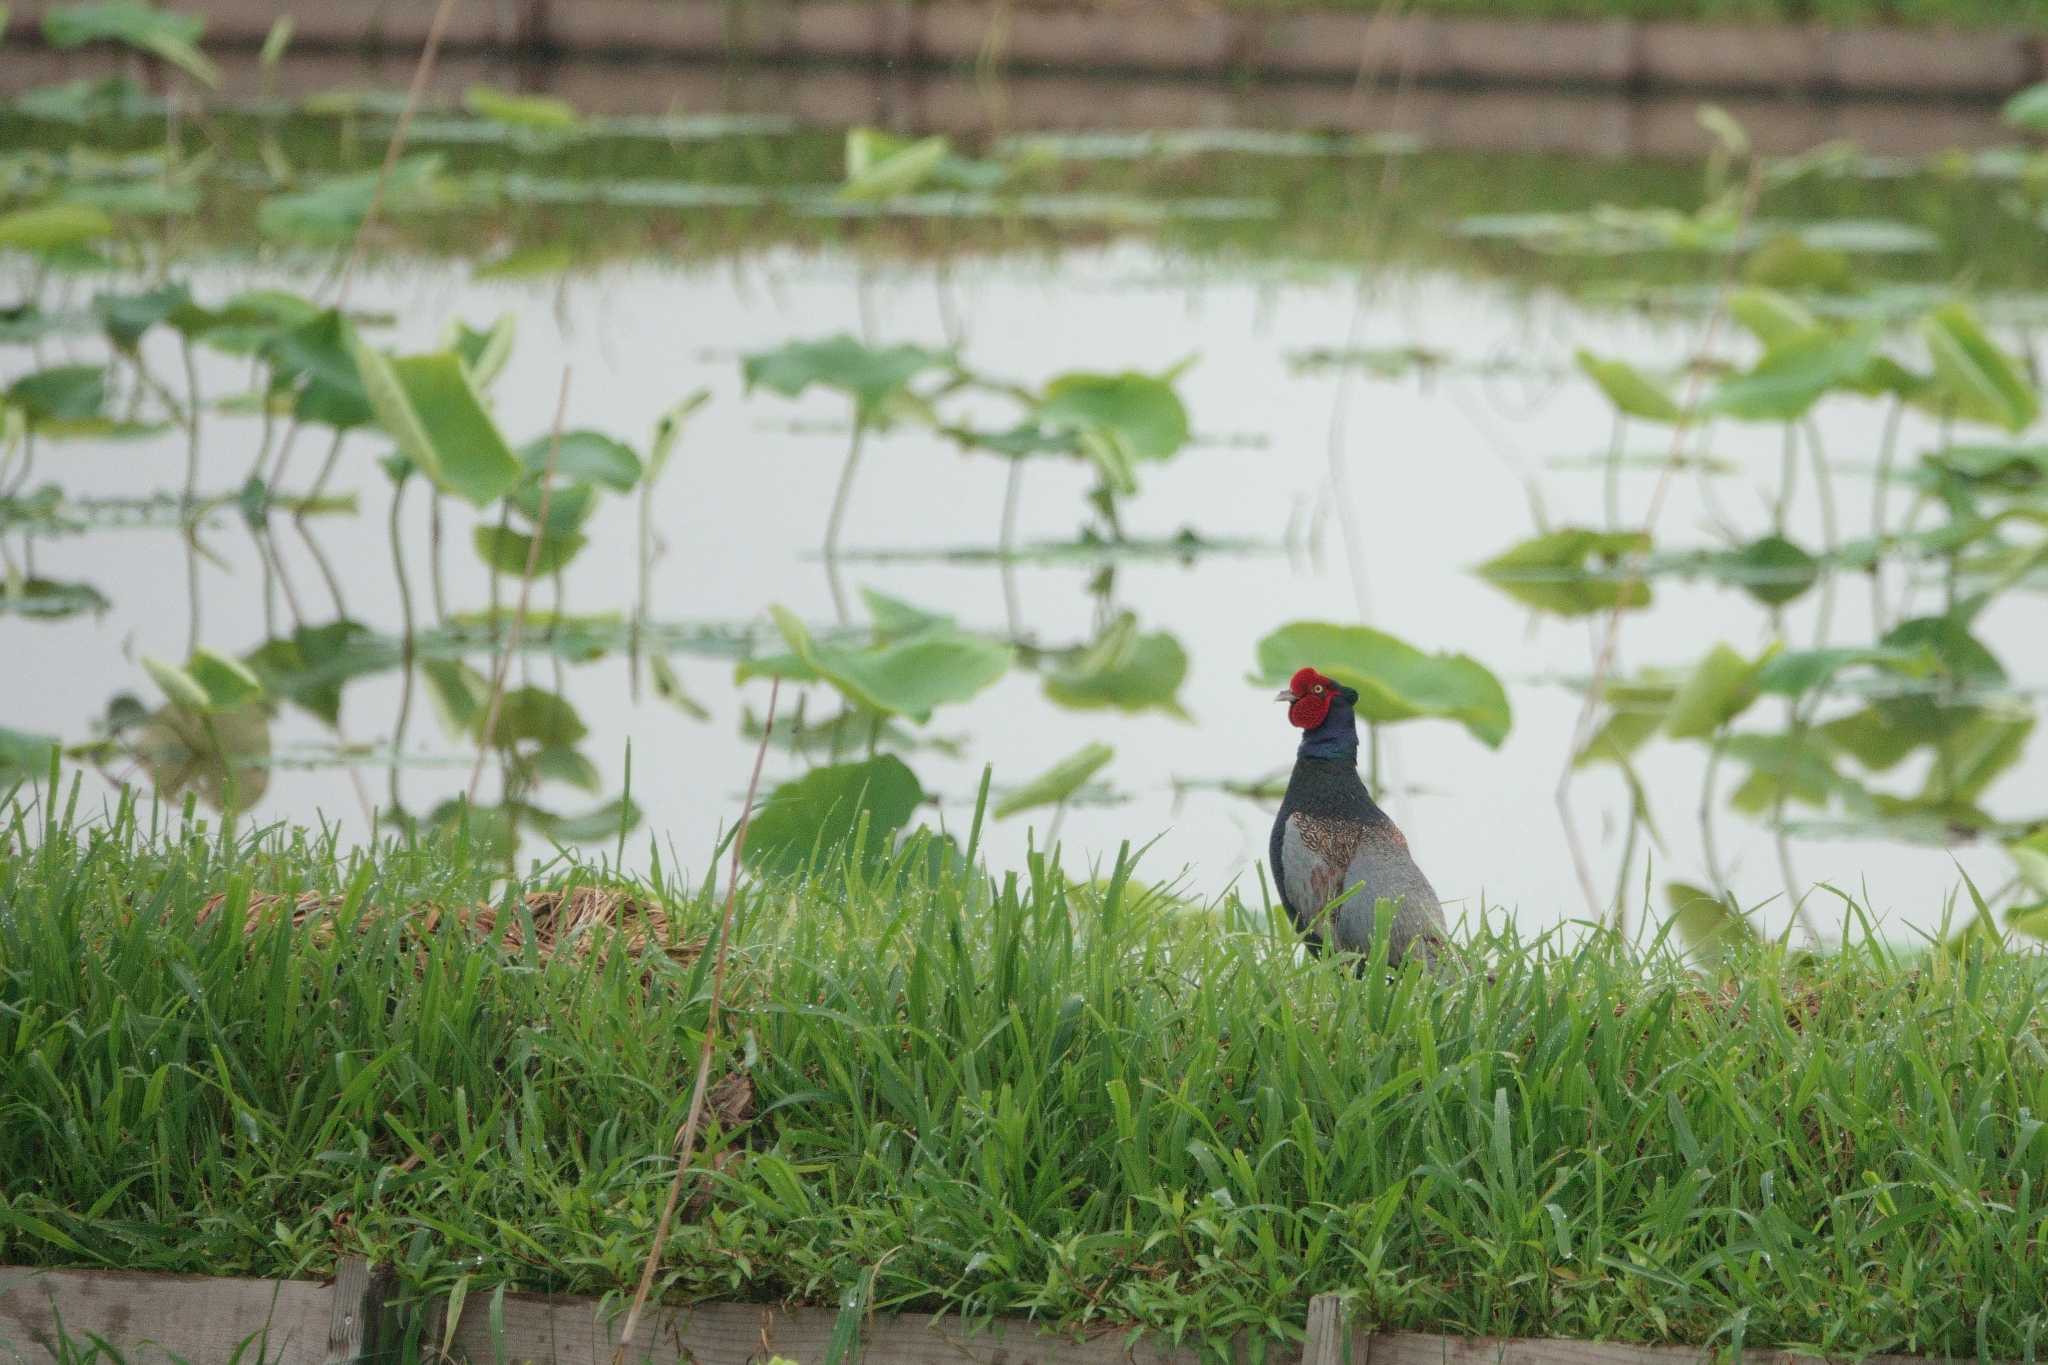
left=6, top=67, right=2048, bottom=949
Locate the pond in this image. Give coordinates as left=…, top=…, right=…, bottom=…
left=5, top=50, right=2047, bottom=948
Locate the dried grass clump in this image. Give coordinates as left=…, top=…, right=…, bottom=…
left=195, top=885, right=704, bottom=973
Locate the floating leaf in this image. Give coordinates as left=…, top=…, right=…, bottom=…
left=1476, top=528, right=1650, bottom=617
left=185, top=648, right=263, bottom=711
left=0, top=577, right=108, bottom=620
left=450, top=314, right=516, bottom=390
left=1728, top=288, right=1820, bottom=349
left=1921, top=708, right=2032, bottom=805
left=1742, top=235, right=1854, bottom=293
left=1574, top=704, right=1666, bottom=770
left=1821, top=705, right=1924, bottom=772
left=1704, top=327, right=1879, bottom=421
left=347, top=336, right=521, bottom=506
left=996, top=743, right=1113, bottom=820
left=1708, top=535, right=1818, bottom=607
left=92, top=283, right=190, bottom=350
left=1036, top=372, right=1190, bottom=463
left=0, top=727, right=58, bottom=783
left=767, top=606, right=1010, bottom=723
left=861, top=588, right=954, bottom=643
left=1883, top=615, right=2004, bottom=687
left=1920, top=303, right=2039, bottom=433
left=0, top=202, right=113, bottom=252
left=1575, top=351, right=1682, bottom=423
left=510, top=480, right=595, bottom=535
left=257, top=155, right=443, bottom=242
left=473, top=523, right=587, bottom=576
left=2010, top=902, right=2048, bottom=941
left=0, top=304, right=92, bottom=345
left=1665, top=643, right=1775, bottom=739
left=518, top=430, right=640, bottom=491
left=243, top=620, right=378, bottom=726
left=840, top=129, right=950, bottom=201
left=1928, top=443, right=2048, bottom=490
left=1044, top=614, right=1189, bottom=719
left=527, top=744, right=600, bottom=793
left=13, top=75, right=159, bottom=123
left=1664, top=881, right=1758, bottom=971
left=463, top=83, right=578, bottom=130
left=742, top=335, right=951, bottom=426
left=2004, top=81, right=2048, bottom=133
left=744, top=755, right=924, bottom=878
left=525, top=796, right=639, bottom=845
left=131, top=702, right=270, bottom=811
left=200, top=290, right=322, bottom=356
left=472, top=242, right=574, bottom=280
left=2010, top=829, right=2048, bottom=897
left=43, top=0, right=217, bottom=85
left=422, top=660, right=490, bottom=739
left=480, top=687, right=587, bottom=750
left=6, top=365, right=105, bottom=425
left=1252, top=621, right=1511, bottom=748
left=141, top=656, right=210, bottom=712
left=1723, top=731, right=1856, bottom=815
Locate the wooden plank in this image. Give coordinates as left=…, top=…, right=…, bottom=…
left=1315, top=1305, right=2015, bottom=1365
left=444, top=1291, right=1213, bottom=1365
left=1303, top=1295, right=1348, bottom=1365
left=0, top=1265, right=334, bottom=1365
left=323, top=1257, right=388, bottom=1365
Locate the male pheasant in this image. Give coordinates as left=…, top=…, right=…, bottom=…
left=1270, top=667, right=1449, bottom=968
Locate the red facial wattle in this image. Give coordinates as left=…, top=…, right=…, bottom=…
left=1286, top=667, right=1338, bottom=729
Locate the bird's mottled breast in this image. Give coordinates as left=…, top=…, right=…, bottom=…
left=1290, top=812, right=1366, bottom=866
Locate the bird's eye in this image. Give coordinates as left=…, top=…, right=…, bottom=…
left=1312, top=684, right=1324, bottom=694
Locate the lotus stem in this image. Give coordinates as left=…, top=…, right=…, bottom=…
left=1869, top=397, right=1903, bottom=629
left=389, top=475, right=416, bottom=818
left=1603, top=413, right=1625, bottom=531
left=1802, top=417, right=1838, bottom=648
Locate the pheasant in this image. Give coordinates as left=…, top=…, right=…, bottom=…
left=1270, top=667, right=1450, bottom=968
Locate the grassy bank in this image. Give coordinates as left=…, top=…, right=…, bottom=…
left=4, top=784, right=2048, bottom=1358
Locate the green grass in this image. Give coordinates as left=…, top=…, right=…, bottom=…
left=4, top=778, right=2048, bottom=1361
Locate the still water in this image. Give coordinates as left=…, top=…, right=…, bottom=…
left=12, top=232, right=2043, bottom=943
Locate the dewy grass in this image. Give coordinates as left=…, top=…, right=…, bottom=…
left=4, top=780, right=2048, bottom=1360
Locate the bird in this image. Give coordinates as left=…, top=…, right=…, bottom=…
left=1269, top=666, right=1450, bottom=969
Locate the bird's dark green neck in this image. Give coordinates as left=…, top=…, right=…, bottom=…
left=1297, top=700, right=1360, bottom=761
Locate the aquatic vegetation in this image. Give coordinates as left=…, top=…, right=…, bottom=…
left=0, top=0, right=2044, bottom=949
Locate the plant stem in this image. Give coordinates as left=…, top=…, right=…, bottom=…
left=301, top=430, right=346, bottom=513
left=1802, top=417, right=1838, bottom=648
left=333, top=0, right=461, bottom=304
left=822, top=422, right=867, bottom=622
left=181, top=339, right=202, bottom=656
left=1603, top=413, right=1625, bottom=531
left=1774, top=421, right=1798, bottom=536
left=612, top=676, right=780, bottom=1365
left=1000, top=458, right=1025, bottom=638
left=1699, top=730, right=1727, bottom=894
left=469, top=370, right=571, bottom=806
left=389, top=476, right=417, bottom=818
left=429, top=491, right=449, bottom=623
left=1869, top=397, right=1903, bottom=630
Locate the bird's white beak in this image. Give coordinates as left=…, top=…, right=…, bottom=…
left=1275, top=690, right=1296, bottom=703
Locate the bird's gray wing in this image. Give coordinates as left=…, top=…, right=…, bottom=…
left=1278, top=813, right=1363, bottom=946
left=1283, top=812, right=1447, bottom=966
